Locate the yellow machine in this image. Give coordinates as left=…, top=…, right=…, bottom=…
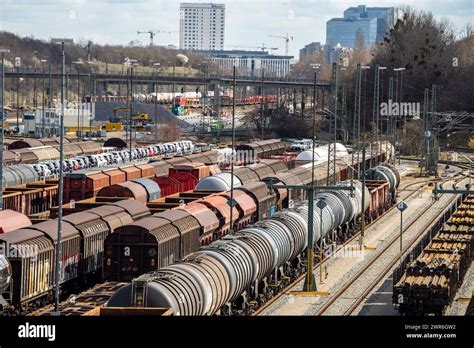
left=104, top=122, right=124, bottom=132
left=468, top=135, right=474, bottom=149
left=112, top=108, right=150, bottom=132
left=113, top=108, right=149, bottom=121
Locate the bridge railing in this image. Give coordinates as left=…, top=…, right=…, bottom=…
left=4, top=67, right=324, bottom=84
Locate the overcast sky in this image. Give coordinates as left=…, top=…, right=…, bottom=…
left=0, top=0, right=472, bottom=58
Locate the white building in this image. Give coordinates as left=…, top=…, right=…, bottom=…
left=210, top=50, right=293, bottom=77
left=180, top=3, right=225, bottom=51
left=34, top=104, right=94, bottom=137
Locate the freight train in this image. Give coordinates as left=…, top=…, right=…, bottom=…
left=393, top=195, right=473, bottom=315
left=102, top=158, right=399, bottom=284
left=0, top=142, right=395, bottom=313
left=2, top=140, right=287, bottom=218
left=105, top=173, right=398, bottom=315
left=0, top=200, right=151, bottom=312
left=2, top=140, right=195, bottom=178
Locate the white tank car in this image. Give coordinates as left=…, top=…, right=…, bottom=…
left=0, top=254, right=11, bottom=293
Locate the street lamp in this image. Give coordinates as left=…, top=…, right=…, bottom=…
left=393, top=67, right=406, bottom=161
left=32, top=51, right=38, bottom=108
left=124, top=58, right=139, bottom=159
left=310, top=63, right=321, bottom=185
left=153, top=62, right=160, bottom=143
left=353, top=65, right=370, bottom=174
left=73, top=61, right=83, bottom=137
left=0, top=48, right=10, bottom=211
left=50, top=37, right=73, bottom=316
left=372, top=65, right=386, bottom=158
left=40, top=59, right=47, bottom=138
left=229, top=61, right=237, bottom=235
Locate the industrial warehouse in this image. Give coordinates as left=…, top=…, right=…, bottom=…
left=0, top=0, right=473, bottom=347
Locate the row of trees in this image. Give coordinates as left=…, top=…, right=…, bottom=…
left=0, top=31, right=216, bottom=72
left=245, top=6, right=473, bottom=148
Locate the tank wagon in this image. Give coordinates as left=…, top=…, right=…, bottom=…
left=102, top=149, right=396, bottom=282
left=107, top=179, right=377, bottom=315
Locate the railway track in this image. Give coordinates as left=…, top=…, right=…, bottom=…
left=313, top=174, right=467, bottom=316
left=252, top=174, right=443, bottom=316
left=28, top=282, right=127, bottom=316
left=253, top=170, right=466, bottom=316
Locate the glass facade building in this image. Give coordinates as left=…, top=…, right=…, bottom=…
left=326, top=5, right=394, bottom=49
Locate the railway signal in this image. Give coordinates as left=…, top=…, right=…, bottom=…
left=397, top=201, right=408, bottom=264
left=316, top=198, right=327, bottom=284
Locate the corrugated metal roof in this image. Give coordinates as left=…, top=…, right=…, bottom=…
left=165, top=157, right=190, bottom=166
left=230, top=190, right=257, bottom=216
left=87, top=205, right=125, bottom=218
left=248, top=163, right=274, bottom=180
left=10, top=149, right=37, bottom=164
left=273, top=171, right=304, bottom=186
left=178, top=203, right=219, bottom=233
left=102, top=212, right=133, bottom=231
left=0, top=228, right=44, bottom=244
left=0, top=210, right=32, bottom=233
left=153, top=209, right=200, bottom=235
left=30, top=147, right=60, bottom=162
left=2, top=150, right=16, bottom=163
left=2, top=168, right=22, bottom=187
left=120, top=181, right=148, bottom=203
left=198, top=195, right=238, bottom=224
left=7, top=138, right=44, bottom=150
left=63, top=212, right=109, bottom=238
left=132, top=178, right=161, bottom=201
left=149, top=161, right=173, bottom=177
left=260, top=159, right=287, bottom=173
left=236, top=181, right=270, bottom=202
left=110, top=200, right=150, bottom=219
left=77, top=141, right=102, bottom=154
left=234, top=167, right=260, bottom=184
left=29, top=220, right=79, bottom=241
left=8, top=165, right=39, bottom=183
left=57, top=143, right=82, bottom=157
left=62, top=211, right=101, bottom=226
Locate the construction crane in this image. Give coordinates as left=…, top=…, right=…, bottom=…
left=232, top=43, right=278, bottom=52
left=137, top=30, right=160, bottom=46
left=268, top=33, right=293, bottom=56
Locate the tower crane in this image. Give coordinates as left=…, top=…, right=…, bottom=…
left=268, top=33, right=293, bottom=56
left=137, top=30, right=160, bottom=46
left=232, top=43, right=278, bottom=52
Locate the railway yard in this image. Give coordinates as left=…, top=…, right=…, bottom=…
left=0, top=138, right=472, bottom=319
left=0, top=2, right=473, bottom=346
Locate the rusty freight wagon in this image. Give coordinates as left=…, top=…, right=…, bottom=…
left=103, top=209, right=201, bottom=282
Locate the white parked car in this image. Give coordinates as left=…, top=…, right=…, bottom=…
left=291, top=139, right=313, bottom=151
